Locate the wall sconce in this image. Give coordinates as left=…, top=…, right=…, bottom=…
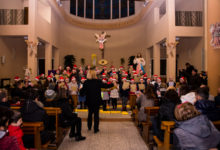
left=1, top=56, right=6, bottom=64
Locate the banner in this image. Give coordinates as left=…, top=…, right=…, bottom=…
left=210, top=23, right=220, bottom=49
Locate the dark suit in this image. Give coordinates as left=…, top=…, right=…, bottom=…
left=81, top=79, right=113, bottom=131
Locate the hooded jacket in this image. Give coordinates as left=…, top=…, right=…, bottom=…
left=8, top=125, right=26, bottom=150
left=173, top=115, right=220, bottom=150
left=194, top=99, right=220, bottom=121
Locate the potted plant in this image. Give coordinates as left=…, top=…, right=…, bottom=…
left=64, top=55, right=76, bottom=69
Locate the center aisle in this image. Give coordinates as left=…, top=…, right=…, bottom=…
left=58, top=111, right=149, bottom=150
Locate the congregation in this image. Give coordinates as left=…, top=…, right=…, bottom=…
left=0, top=63, right=220, bottom=150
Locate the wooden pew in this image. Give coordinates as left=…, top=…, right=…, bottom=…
left=22, top=122, right=45, bottom=150
left=142, top=106, right=160, bottom=145
left=11, top=106, right=62, bottom=147
left=154, top=120, right=220, bottom=150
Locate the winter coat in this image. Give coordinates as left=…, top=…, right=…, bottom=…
left=136, top=94, right=154, bottom=122
left=173, top=115, right=220, bottom=150
left=0, top=131, right=19, bottom=150
left=8, top=125, right=26, bottom=150
left=21, top=99, right=48, bottom=126
left=194, top=99, right=220, bottom=121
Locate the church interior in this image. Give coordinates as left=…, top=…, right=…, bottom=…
left=0, top=0, right=220, bottom=150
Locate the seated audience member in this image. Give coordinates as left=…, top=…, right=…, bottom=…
left=57, top=97, right=86, bottom=141
left=215, top=88, right=220, bottom=107
left=8, top=110, right=27, bottom=150
left=0, top=91, right=10, bottom=107
left=200, top=85, right=215, bottom=101
left=152, top=89, right=181, bottom=141
left=179, top=85, right=196, bottom=104
left=11, top=81, right=25, bottom=101
left=194, top=87, right=220, bottom=121
left=0, top=106, right=19, bottom=150
left=136, top=85, right=155, bottom=122
left=21, top=88, right=55, bottom=147
left=173, top=102, right=220, bottom=150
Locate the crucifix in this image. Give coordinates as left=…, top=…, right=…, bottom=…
left=94, top=31, right=111, bottom=59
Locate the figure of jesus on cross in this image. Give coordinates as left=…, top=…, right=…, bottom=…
left=94, top=31, right=110, bottom=59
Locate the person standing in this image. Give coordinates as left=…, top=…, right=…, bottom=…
left=81, top=70, right=113, bottom=133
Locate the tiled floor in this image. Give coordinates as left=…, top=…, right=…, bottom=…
left=58, top=113, right=149, bottom=150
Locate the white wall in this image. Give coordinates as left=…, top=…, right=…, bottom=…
left=0, top=37, right=27, bottom=79
left=176, top=37, right=203, bottom=72
left=0, top=0, right=24, bottom=9
left=175, top=0, right=203, bottom=11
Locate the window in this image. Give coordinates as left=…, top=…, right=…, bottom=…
left=78, top=0, right=84, bottom=17
left=70, top=0, right=135, bottom=19
left=86, top=0, right=93, bottom=18
left=70, top=0, right=76, bottom=15
left=112, top=0, right=119, bottom=19
left=121, top=0, right=128, bottom=18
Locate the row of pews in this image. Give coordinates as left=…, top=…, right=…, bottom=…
left=133, top=106, right=220, bottom=150
left=10, top=106, right=66, bottom=150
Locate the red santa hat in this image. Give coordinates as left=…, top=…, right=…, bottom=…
left=73, top=65, right=77, bottom=68
left=122, top=77, right=127, bottom=81
left=144, top=74, right=147, bottom=79
left=157, top=77, right=161, bottom=81
left=131, top=79, right=135, bottom=82
left=109, top=77, right=113, bottom=80
left=40, top=73, right=45, bottom=77
left=71, top=76, right=76, bottom=81
left=113, top=72, right=116, bottom=75
left=147, top=78, right=151, bottom=81
left=102, top=78, right=107, bottom=82
left=59, top=76, right=64, bottom=82
left=180, top=77, right=185, bottom=81
left=47, top=75, right=52, bottom=80
left=35, top=76, right=40, bottom=81
left=102, top=73, right=106, bottom=77
left=133, top=72, right=137, bottom=76
left=14, top=76, right=20, bottom=81
left=132, top=69, right=136, bottom=73
left=81, top=77, right=86, bottom=81
left=112, top=77, right=117, bottom=81
left=124, top=72, right=128, bottom=76
left=110, top=65, right=115, bottom=69
left=153, top=75, right=158, bottom=78
left=140, top=78, right=144, bottom=81
left=119, top=66, right=124, bottom=69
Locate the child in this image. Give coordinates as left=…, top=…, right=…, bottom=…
left=120, top=77, right=130, bottom=111
left=130, top=79, right=137, bottom=110
left=8, top=110, right=27, bottom=150
left=0, top=106, right=19, bottom=150
left=101, top=78, right=110, bottom=111
left=173, top=102, right=220, bottom=150
left=78, top=77, right=86, bottom=109
left=68, top=77, right=78, bottom=109
left=138, top=78, right=145, bottom=93
left=110, top=78, right=119, bottom=110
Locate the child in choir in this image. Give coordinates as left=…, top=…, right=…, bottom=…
left=110, top=78, right=119, bottom=110
left=8, top=110, right=27, bottom=150
left=78, top=77, right=86, bottom=109
left=130, top=79, right=137, bottom=110
left=138, top=78, right=146, bottom=93
left=151, top=75, right=158, bottom=85
left=68, top=76, right=78, bottom=109
left=58, top=76, right=68, bottom=99
left=167, top=77, right=176, bottom=87
left=133, top=72, right=140, bottom=83
left=120, top=77, right=130, bottom=111
left=112, top=72, right=118, bottom=81
left=101, top=78, right=110, bottom=111
left=55, top=70, right=60, bottom=83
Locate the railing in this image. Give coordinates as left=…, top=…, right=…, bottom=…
left=175, top=11, right=203, bottom=26
left=0, top=9, right=28, bottom=25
